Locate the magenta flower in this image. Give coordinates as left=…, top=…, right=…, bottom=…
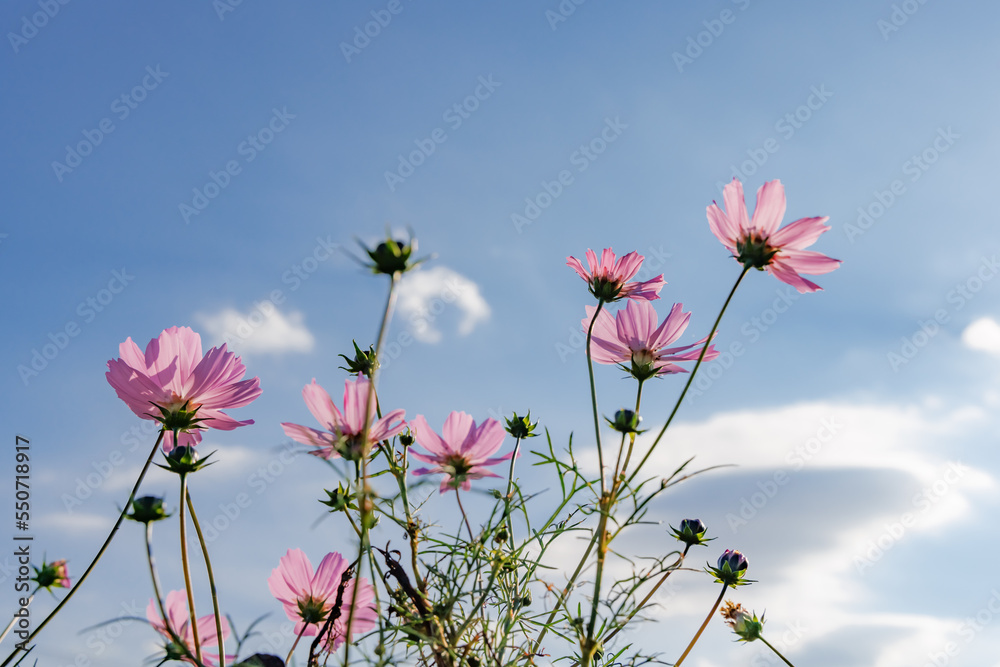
left=281, top=376, right=406, bottom=461
left=583, top=300, right=719, bottom=380
left=106, top=326, right=261, bottom=452
left=707, top=178, right=841, bottom=293
left=32, top=558, right=70, bottom=591
left=268, top=549, right=377, bottom=650
left=567, top=248, right=665, bottom=302
left=409, top=412, right=515, bottom=492
left=146, top=590, right=233, bottom=667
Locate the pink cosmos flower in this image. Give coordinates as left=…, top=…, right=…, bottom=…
left=268, top=549, right=377, bottom=650
left=567, top=248, right=666, bottom=302
left=146, top=590, right=233, bottom=667
left=707, top=178, right=841, bottom=293
left=409, top=412, right=514, bottom=492
left=584, top=300, right=719, bottom=380
left=106, top=326, right=261, bottom=452
left=281, top=376, right=406, bottom=461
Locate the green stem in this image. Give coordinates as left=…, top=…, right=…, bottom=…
left=760, top=636, right=796, bottom=667
left=616, top=379, right=645, bottom=481
left=625, top=268, right=748, bottom=488
left=456, top=490, right=475, bottom=544
left=530, top=531, right=599, bottom=658
left=504, top=436, right=523, bottom=546
left=0, top=431, right=165, bottom=667
left=345, top=271, right=400, bottom=667
left=146, top=524, right=205, bottom=667
left=286, top=622, right=310, bottom=666
left=585, top=299, right=607, bottom=495
left=582, top=496, right=612, bottom=667
left=0, top=589, right=37, bottom=646
left=186, top=492, right=226, bottom=667
left=178, top=474, right=203, bottom=665
left=674, top=584, right=728, bottom=667
left=601, top=544, right=689, bottom=646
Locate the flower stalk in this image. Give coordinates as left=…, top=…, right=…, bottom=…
left=0, top=430, right=165, bottom=667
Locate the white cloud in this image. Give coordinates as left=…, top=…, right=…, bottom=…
left=562, top=398, right=999, bottom=664
left=197, top=303, right=315, bottom=355
left=962, top=316, right=1000, bottom=355
left=396, top=266, right=491, bottom=343
left=37, top=511, right=111, bottom=534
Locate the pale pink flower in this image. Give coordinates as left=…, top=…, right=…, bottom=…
left=268, top=549, right=377, bottom=650
left=146, top=590, right=233, bottom=667
left=566, top=248, right=665, bottom=302
left=281, top=376, right=406, bottom=461
left=32, top=558, right=71, bottom=590
left=584, top=300, right=719, bottom=380
left=708, top=178, right=841, bottom=293
left=106, top=326, right=261, bottom=452
left=409, top=412, right=514, bottom=492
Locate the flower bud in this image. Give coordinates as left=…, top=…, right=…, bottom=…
left=670, top=518, right=710, bottom=547
left=707, top=549, right=753, bottom=587
left=320, top=484, right=356, bottom=512
left=360, top=231, right=425, bottom=276
left=126, top=496, right=171, bottom=524
left=361, top=511, right=380, bottom=530
left=607, top=409, right=643, bottom=434
left=32, top=559, right=71, bottom=590
left=505, top=412, right=539, bottom=439
left=157, top=446, right=215, bottom=475
left=339, top=340, right=379, bottom=378
left=399, top=432, right=414, bottom=448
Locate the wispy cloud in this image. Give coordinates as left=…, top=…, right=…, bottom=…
left=396, top=266, right=491, bottom=343
left=197, top=305, right=315, bottom=355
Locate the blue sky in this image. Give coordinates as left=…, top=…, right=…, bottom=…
left=3, top=1, right=1000, bottom=665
